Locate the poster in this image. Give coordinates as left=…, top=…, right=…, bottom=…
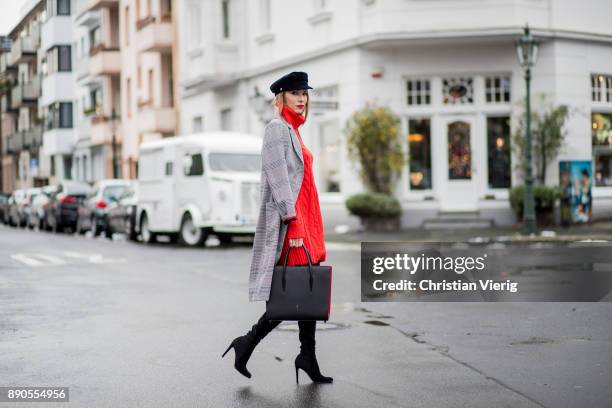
left=559, top=160, right=593, bottom=224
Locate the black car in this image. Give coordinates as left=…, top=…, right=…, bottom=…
left=106, top=184, right=138, bottom=241
left=46, top=181, right=92, bottom=233
left=0, top=193, right=9, bottom=224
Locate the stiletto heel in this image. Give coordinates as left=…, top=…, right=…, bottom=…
left=295, top=366, right=299, bottom=384
left=221, top=342, right=234, bottom=358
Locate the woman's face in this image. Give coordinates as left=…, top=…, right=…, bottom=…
left=284, top=89, right=308, bottom=115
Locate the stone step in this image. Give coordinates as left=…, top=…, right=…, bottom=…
left=422, top=211, right=494, bottom=230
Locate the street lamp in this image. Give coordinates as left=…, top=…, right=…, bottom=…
left=516, top=24, right=539, bottom=235
left=110, top=109, right=118, bottom=179
left=249, top=86, right=273, bottom=124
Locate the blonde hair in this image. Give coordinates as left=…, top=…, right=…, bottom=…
left=271, top=91, right=310, bottom=123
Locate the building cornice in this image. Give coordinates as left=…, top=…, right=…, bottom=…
left=181, top=26, right=612, bottom=93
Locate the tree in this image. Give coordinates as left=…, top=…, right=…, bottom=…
left=344, top=106, right=406, bottom=194
left=512, top=94, right=572, bottom=185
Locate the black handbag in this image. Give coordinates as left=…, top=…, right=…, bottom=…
left=265, top=246, right=332, bottom=321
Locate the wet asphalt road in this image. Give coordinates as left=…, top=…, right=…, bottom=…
left=0, top=224, right=610, bottom=408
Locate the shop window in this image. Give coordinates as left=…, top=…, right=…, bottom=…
left=443, top=77, right=473, bottom=104
left=485, top=75, right=511, bottom=103
left=592, top=112, right=612, bottom=187
left=487, top=116, right=511, bottom=188
left=408, top=118, right=432, bottom=190
left=406, top=79, right=430, bottom=106
left=318, top=121, right=341, bottom=193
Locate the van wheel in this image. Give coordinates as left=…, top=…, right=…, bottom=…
left=217, top=233, right=233, bottom=245
left=179, top=213, right=205, bottom=247
left=140, top=214, right=156, bottom=244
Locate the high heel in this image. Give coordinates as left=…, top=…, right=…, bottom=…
left=295, top=320, right=333, bottom=384
left=295, top=366, right=299, bottom=384
left=221, top=313, right=281, bottom=379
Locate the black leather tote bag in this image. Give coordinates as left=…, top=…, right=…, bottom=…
left=265, top=246, right=332, bottom=321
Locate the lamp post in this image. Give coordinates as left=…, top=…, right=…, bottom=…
left=111, top=109, right=118, bottom=179
left=516, top=24, right=539, bottom=235
left=249, top=86, right=273, bottom=124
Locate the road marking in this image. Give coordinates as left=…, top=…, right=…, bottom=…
left=62, top=251, right=126, bottom=264
left=11, top=253, right=67, bottom=267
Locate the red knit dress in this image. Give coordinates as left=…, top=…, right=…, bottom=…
left=277, top=105, right=327, bottom=266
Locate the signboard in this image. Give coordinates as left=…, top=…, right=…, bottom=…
left=559, top=160, right=592, bottom=224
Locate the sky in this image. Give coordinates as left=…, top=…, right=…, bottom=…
left=0, top=0, right=29, bottom=35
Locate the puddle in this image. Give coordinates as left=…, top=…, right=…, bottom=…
left=276, top=322, right=350, bottom=332
left=509, top=336, right=555, bottom=345
left=363, top=320, right=390, bottom=327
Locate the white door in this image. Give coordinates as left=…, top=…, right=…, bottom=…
left=439, top=115, right=478, bottom=211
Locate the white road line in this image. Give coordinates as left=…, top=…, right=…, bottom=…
left=11, top=253, right=67, bottom=267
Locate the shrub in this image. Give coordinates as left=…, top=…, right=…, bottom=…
left=345, top=192, right=402, bottom=219
left=510, top=185, right=561, bottom=222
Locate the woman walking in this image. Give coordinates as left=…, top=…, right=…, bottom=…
left=222, top=71, right=333, bottom=384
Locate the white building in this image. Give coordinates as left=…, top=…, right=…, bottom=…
left=177, top=0, right=612, bottom=228
left=40, top=0, right=76, bottom=183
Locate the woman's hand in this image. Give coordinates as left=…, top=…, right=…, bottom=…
left=289, top=238, right=304, bottom=247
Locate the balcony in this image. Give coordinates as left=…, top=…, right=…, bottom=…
left=0, top=53, right=17, bottom=81
left=7, top=28, right=40, bottom=66
left=88, top=0, right=118, bottom=11
left=42, top=128, right=76, bottom=156
left=89, top=45, right=121, bottom=76
left=5, top=132, right=24, bottom=154
left=137, top=101, right=176, bottom=134
left=10, top=77, right=40, bottom=109
left=90, top=114, right=121, bottom=145
left=135, top=15, right=173, bottom=53
left=23, top=126, right=43, bottom=149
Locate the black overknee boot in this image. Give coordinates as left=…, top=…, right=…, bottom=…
left=222, top=312, right=281, bottom=378
left=295, top=320, right=333, bottom=384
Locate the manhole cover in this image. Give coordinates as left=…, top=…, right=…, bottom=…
left=276, top=322, right=350, bottom=331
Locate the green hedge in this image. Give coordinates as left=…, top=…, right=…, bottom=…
left=345, top=192, right=402, bottom=218
left=509, top=185, right=561, bottom=221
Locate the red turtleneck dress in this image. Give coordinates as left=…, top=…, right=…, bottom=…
left=277, top=105, right=327, bottom=266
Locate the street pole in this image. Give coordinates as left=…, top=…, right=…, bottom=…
left=111, top=109, right=117, bottom=179
left=523, top=66, right=536, bottom=234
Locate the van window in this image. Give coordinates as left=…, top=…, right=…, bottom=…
left=183, top=153, right=204, bottom=176
left=209, top=153, right=261, bottom=172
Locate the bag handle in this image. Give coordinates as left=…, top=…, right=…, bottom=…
left=281, top=244, right=314, bottom=292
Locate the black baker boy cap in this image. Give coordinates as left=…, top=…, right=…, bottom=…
left=269, top=71, right=314, bottom=95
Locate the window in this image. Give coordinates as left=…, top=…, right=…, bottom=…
left=45, top=45, right=72, bottom=74
left=124, top=6, right=130, bottom=46
left=209, top=153, right=261, bottom=172
left=487, top=117, right=511, bottom=188
left=192, top=116, right=203, bottom=133
left=165, top=161, right=173, bottom=176
left=406, top=79, right=430, bottom=106
left=221, top=0, right=230, bottom=39
left=126, top=78, right=132, bottom=118
left=318, top=121, right=341, bottom=192
left=408, top=118, right=432, bottom=190
left=220, top=108, right=232, bottom=130
left=44, top=102, right=73, bottom=130
left=448, top=121, right=471, bottom=179
left=443, top=77, right=474, bottom=104
left=189, top=3, right=202, bottom=48
left=259, top=0, right=271, bottom=32
left=485, top=75, right=511, bottom=103
left=57, top=0, right=70, bottom=15
left=592, top=112, right=612, bottom=187
left=591, top=74, right=612, bottom=103
left=183, top=153, right=204, bottom=176
left=63, top=156, right=72, bottom=179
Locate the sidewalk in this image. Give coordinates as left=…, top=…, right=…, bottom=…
left=326, top=220, right=612, bottom=244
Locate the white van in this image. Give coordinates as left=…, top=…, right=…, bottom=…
left=136, top=132, right=262, bottom=246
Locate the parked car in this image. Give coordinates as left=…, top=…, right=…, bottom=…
left=0, top=193, right=9, bottom=224
left=77, top=179, right=133, bottom=238
left=46, top=181, right=92, bottom=233
left=24, top=187, right=42, bottom=229
left=136, top=132, right=262, bottom=246
left=7, top=189, right=27, bottom=227
left=39, top=185, right=59, bottom=231
left=106, top=183, right=139, bottom=241
left=27, top=186, right=55, bottom=230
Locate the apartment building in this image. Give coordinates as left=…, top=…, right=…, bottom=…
left=119, top=0, right=178, bottom=179
left=0, top=0, right=45, bottom=193
left=178, top=0, right=612, bottom=227
left=73, top=0, right=122, bottom=181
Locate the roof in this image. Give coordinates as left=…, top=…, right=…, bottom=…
left=140, top=132, right=262, bottom=153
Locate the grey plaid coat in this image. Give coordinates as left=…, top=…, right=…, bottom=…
left=248, top=112, right=305, bottom=302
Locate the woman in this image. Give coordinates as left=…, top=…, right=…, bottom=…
left=222, top=71, right=332, bottom=384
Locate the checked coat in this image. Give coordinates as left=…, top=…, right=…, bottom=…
left=248, top=111, right=305, bottom=302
